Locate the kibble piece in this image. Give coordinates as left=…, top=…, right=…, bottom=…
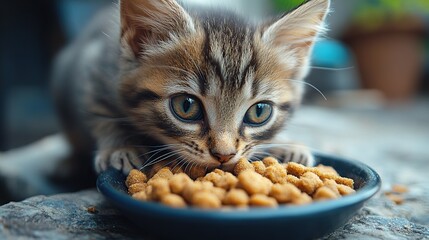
left=202, top=172, right=222, bottom=184
left=314, top=186, right=338, bottom=200
left=149, top=167, right=174, bottom=183
left=312, top=168, right=354, bottom=188
left=286, top=162, right=307, bottom=176
left=161, top=194, right=187, bottom=208
left=213, top=169, right=226, bottom=176
left=212, top=187, right=227, bottom=202
left=262, top=157, right=279, bottom=167
left=323, top=179, right=341, bottom=196
left=233, top=158, right=254, bottom=175
left=249, top=194, right=278, bottom=207
left=201, top=181, right=214, bottom=189
left=145, top=185, right=153, bottom=200
left=285, top=174, right=300, bottom=185
left=126, top=169, right=147, bottom=187
left=286, top=162, right=355, bottom=188
left=392, top=184, right=408, bottom=193
left=169, top=173, right=192, bottom=194
left=223, top=189, right=249, bottom=206
left=291, top=193, right=313, bottom=205
left=150, top=179, right=170, bottom=200
left=315, top=164, right=339, bottom=176
left=269, top=183, right=301, bottom=203
left=128, top=183, right=147, bottom=195
left=252, top=161, right=266, bottom=175
left=87, top=206, right=97, bottom=214
left=192, top=192, right=222, bottom=209
left=337, top=184, right=356, bottom=195
left=298, top=172, right=323, bottom=195
left=148, top=163, right=170, bottom=177
left=214, top=172, right=238, bottom=190
left=127, top=158, right=356, bottom=208
left=383, top=184, right=408, bottom=205
left=132, top=191, right=148, bottom=201
left=334, top=177, right=354, bottom=188
left=238, top=170, right=272, bottom=195
left=264, top=165, right=287, bottom=184
left=182, top=181, right=214, bottom=202
left=386, top=194, right=404, bottom=205
left=182, top=182, right=198, bottom=202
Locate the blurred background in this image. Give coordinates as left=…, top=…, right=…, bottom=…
left=0, top=0, right=429, bottom=203
left=1, top=0, right=429, bottom=151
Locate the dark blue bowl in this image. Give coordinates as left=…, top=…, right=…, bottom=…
left=97, top=153, right=381, bottom=240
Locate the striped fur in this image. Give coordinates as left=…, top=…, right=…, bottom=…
left=53, top=0, right=330, bottom=175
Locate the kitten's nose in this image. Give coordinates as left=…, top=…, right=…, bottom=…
left=211, top=151, right=236, bottom=163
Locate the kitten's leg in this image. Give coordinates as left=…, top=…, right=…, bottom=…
left=262, top=143, right=315, bottom=167
left=92, top=121, right=146, bottom=174
left=95, top=147, right=142, bottom=174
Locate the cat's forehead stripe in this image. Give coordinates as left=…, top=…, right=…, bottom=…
left=201, top=17, right=255, bottom=93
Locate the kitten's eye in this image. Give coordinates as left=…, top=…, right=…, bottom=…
left=243, top=102, right=273, bottom=126
left=170, top=95, right=203, bottom=122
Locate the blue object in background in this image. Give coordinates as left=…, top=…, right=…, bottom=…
left=304, top=39, right=360, bottom=98
left=312, top=39, right=352, bottom=68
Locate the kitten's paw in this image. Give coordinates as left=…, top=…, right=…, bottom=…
left=95, top=149, right=142, bottom=174
left=266, top=145, right=315, bottom=167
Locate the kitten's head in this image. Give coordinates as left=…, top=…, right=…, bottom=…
left=118, top=0, right=329, bottom=170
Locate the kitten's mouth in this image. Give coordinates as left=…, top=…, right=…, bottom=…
left=218, top=158, right=241, bottom=172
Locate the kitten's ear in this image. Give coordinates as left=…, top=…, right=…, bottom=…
left=120, top=0, right=195, bottom=58
left=261, top=0, right=330, bottom=59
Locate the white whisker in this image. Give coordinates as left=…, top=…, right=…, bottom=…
left=309, top=66, right=354, bottom=71
left=178, top=157, right=189, bottom=172
left=138, top=145, right=179, bottom=156
left=140, top=149, right=184, bottom=170
left=133, top=143, right=181, bottom=149
left=282, top=78, right=327, bottom=101
left=171, top=156, right=187, bottom=172
left=102, top=31, right=112, bottom=39
left=184, top=160, right=192, bottom=174
left=158, top=155, right=183, bottom=170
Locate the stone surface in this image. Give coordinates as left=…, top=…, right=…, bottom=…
left=1, top=102, right=428, bottom=239
left=1, top=188, right=428, bottom=240
left=324, top=193, right=429, bottom=239
left=0, top=190, right=141, bottom=240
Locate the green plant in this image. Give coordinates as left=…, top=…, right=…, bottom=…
left=272, top=0, right=305, bottom=12
left=353, top=0, right=429, bottom=30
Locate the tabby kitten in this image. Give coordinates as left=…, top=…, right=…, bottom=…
left=53, top=0, right=330, bottom=175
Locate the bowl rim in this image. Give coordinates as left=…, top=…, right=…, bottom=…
left=97, top=153, right=381, bottom=221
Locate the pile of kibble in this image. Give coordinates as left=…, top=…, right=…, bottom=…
left=125, top=157, right=355, bottom=209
